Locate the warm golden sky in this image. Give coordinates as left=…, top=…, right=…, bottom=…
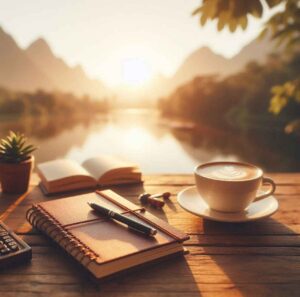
left=0, top=0, right=278, bottom=86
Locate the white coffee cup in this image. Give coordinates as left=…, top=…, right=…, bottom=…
left=194, top=161, right=276, bottom=213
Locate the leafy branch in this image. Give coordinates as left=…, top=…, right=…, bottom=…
left=193, top=0, right=300, bottom=133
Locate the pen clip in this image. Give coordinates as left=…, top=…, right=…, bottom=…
left=128, top=225, right=157, bottom=237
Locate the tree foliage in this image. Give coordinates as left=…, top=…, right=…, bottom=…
left=193, top=0, right=300, bottom=133
left=0, top=89, right=109, bottom=118
left=159, top=52, right=300, bottom=132
left=193, top=0, right=299, bottom=45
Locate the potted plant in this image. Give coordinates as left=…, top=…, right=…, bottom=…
left=0, top=131, right=37, bottom=194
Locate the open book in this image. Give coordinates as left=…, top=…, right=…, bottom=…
left=37, top=156, right=142, bottom=194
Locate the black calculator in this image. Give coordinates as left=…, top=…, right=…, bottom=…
left=0, top=220, right=32, bottom=267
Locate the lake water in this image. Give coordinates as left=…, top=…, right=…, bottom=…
left=1, top=109, right=299, bottom=172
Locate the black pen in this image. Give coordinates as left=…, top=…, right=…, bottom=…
left=88, top=202, right=157, bottom=236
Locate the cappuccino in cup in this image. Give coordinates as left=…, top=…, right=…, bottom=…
left=197, top=163, right=261, bottom=181
left=194, top=162, right=276, bottom=213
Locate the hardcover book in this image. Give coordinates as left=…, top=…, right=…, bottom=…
left=26, top=190, right=189, bottom=279
left=37, top=156, right=142, bottom=194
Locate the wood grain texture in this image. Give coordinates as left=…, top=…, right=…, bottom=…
left=0, top=173, right=300, bottom=297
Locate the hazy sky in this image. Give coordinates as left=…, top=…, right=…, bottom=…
left=0, top=0, right=276, bottom=85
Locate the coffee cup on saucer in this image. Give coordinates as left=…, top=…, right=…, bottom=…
left=194, top=161, right=276, bottom=213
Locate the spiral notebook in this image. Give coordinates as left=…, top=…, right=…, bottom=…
left=26, top=190, right=189, bottom=279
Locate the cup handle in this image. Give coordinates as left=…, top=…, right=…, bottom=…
left=254, top=177, right=276, bottom=202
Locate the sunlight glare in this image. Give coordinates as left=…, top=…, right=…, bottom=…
left=123, top=127, right=150, bottom=150
left=122, top=58, right=151, bottom=86
left=99, top=44, right=157, bottom=87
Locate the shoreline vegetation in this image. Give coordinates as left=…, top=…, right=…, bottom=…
left=158, top=51, right=300, bottom=171
left=0, top=88, right=109, bottom=118
left=0, top=88, right=110, bottom=139
left=158, top=52, right=300, bottom=135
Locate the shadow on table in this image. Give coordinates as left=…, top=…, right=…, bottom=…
left=94, top=255, right=201, bottom=296
left=201, top=217, right=300, bottom=297
left=89, top=184, right=201, bottom=294
left=0, top=190, right=30, bottom=222
left=0, top=183, right=202, bottom=296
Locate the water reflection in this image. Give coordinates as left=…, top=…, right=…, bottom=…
left=0, top=109, right=299, bottom=173
left=173, top=123, right=300, bottom=172
left=66, top=109, right=234, bottom=173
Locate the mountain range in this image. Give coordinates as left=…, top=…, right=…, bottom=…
left=0, top=26, right=279, bottom=101
left=0, top=26, right=107, bottom=97
left=113, top=34, right=279, bottom=102
left=168, top=35, right=279, bottom=93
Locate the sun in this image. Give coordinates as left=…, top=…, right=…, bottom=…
left=100, top=44, right=157, bottom=87
left=121, top=58, right=151, bottom=87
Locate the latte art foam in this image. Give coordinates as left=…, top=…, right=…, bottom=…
left=210, top=166, right=247, bottom=180
left=197, top=163, right=260, bottom=181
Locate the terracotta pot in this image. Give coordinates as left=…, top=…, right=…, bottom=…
left=0, top=156, right=34, bottom=194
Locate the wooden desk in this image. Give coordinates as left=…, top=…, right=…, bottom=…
left=0, top=174, right=300, bottom=297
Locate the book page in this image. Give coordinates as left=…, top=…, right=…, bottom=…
left=37, top=159, right=92, bottom=182
left=81, top=155, right=137, bottom=181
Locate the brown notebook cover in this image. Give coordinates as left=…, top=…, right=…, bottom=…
left=26, top=190, right=189, bottom=279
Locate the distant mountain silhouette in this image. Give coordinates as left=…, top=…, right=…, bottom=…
left=114, top=35, right=279, bottom=103
left=162, top=35, right=280, bottom=96
left=112, top=35, right=279, bottom=104
left=26, top=38, right=107, bottom=97
left=0, top=27, right=51, bottom=91
left=0, top=25, right=280, bottom=101
left=170, top=47, right=229, bottom=89
left=0, top=26, right=107, bottom=97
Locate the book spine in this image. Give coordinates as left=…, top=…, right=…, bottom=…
left=26, top=205, right=98, bottom=265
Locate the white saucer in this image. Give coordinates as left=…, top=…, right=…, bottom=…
left=177, top=186, right=279, bottom=223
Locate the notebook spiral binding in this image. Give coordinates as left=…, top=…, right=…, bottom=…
left=26, top=205, right=98, bottom=265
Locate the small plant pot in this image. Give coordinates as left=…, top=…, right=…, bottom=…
left=0, top=156, right=34, bottom=194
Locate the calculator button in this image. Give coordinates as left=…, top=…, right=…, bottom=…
left=4, top=238, right=14, bottom=243
left=9, top=244, right=19, bottom=251
left=0, top=221, right=32, bottom=266
left=0, top=248, right=10, bottom=255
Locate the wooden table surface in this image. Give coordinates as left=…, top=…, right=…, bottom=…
left=0, top=173, right=300, bottom=297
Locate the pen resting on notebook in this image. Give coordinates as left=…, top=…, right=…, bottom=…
left=88, top=202, right=157, bottom=236
left=26, top=190, right=189, bottom=279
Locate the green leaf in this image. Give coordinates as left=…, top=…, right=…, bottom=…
left=191, top=7, right=201, bottom=16
left=239, top=16, right=248, bottom=30
left=217, top=12, right=227, bottom=30
left=229, top=19, right=238, bottom=32
left=250, top=0, right=263, bottom=18
left=0, top=131, right=37, bottom=163
left=200, top=14, right=208, bottom=26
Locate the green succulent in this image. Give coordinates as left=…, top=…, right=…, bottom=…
left=0, top=131, right=37, bottom=163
